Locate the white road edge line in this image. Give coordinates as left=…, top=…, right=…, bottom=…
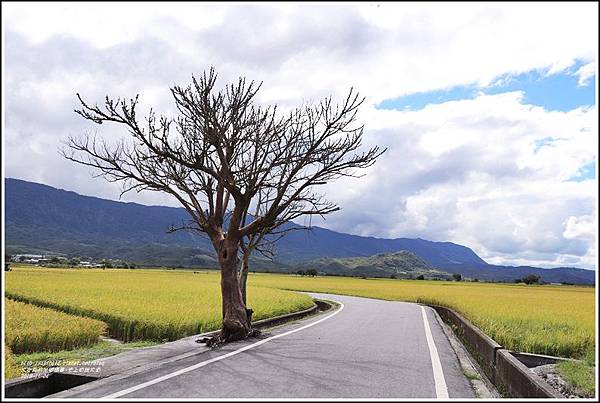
left=102, top=301, right=345, bottom=399
left=420, top=306, right=449, bottom=399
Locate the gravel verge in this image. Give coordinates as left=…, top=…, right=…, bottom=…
left=531, top=364, right=593, bottom=398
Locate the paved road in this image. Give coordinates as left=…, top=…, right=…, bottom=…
left=54, top=293, right=475, bottom=398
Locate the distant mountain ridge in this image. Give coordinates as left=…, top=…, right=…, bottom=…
left=302, top=250, right=454, bottom=279
left=4, top=178, right=595, bottom=284
left=268, top=224, right=488, bottom=267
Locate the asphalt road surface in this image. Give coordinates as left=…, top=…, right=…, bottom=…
left=57, top=293, right=475, bottom=398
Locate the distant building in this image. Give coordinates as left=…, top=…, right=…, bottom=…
left=13, top=254, right=44, bottom=261
left=24, top=258, right=52, bottom=264
left=79, top=261, right=93, bottom=267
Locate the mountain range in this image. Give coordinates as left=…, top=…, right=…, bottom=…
left=4, top=178, right=595, bottom=284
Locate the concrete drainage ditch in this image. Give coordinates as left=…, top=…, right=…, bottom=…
left=5, top=373, right=99, bottom=398
left=430, top=304, right=572, bottom=398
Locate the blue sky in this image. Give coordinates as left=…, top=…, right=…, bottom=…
left=377, top=59, right=597, bottom=183
left=569, top=161, right=596, bottom=182
left=376, top=60, right=595, bottom=113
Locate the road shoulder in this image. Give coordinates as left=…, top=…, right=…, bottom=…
left=428, top=306, right=500, bottom=398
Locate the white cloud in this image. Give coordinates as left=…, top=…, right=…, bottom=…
left=563, top=215, right=596, bottom=240
left=2, top=2, right=598, bottom=269
left=575, top=62, right=597, bottom=86
left=1, top=3, right=229, bottom=48
left=315, top=93, right=597, bottom=268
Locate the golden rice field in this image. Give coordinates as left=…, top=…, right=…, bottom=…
left=250, top=274, right=596, bottom=359
left=4, top=266, right=595, bottom=359
left=4, top=347, right=22, bottom=379
left=5, top=299, right=107, bottom=354
left=5, top=267, right=315, bottom=342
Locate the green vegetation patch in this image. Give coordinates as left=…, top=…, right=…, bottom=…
left=556, top=351, right=596, bottom=397
left=13, top=340, right=158, bottom=365
left=9, top=340, right=158, bottom=379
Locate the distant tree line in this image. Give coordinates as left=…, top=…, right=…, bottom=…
left=514, top=274, right=541, bottom=285
left=296, top=269, right=318, bottom=277
left=8, top=254, right=137, bottom=269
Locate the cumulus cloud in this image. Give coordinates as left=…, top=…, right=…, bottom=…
left=2, top=2, right=598, bottom=268
left=575, top=62, right=597, bottom=86
left=563, top=215, right=596, bottom=241
left=314, top=93, right=597, bottom=268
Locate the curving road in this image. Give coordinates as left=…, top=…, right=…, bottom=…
left=50, top=293, right=475, bottom=398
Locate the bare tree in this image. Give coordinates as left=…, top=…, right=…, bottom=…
left=237, top=187, right=307, bottom=306
left=62, top=68, right=385, bottom=344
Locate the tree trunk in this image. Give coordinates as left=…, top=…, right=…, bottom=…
left=217, top=238, right=250, bottom=342
left=239, top=249, right=250, bottom=306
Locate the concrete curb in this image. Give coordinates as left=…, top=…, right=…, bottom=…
left=430, top=305, right=501, bottom=381
left=191, top=301, right=322, bottom=341
left=428, top=304, right=568, bottom=398
left=510, top=351, right=578, bottom=367
left=254, top=301, right=322, bottom=329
